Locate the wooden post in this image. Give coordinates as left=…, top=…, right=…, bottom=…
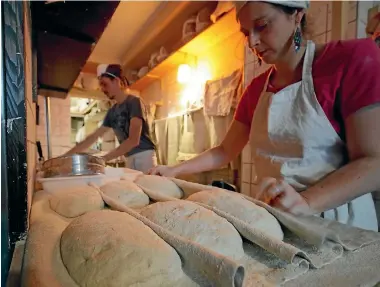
left=331, top=1, right=349, bottom=41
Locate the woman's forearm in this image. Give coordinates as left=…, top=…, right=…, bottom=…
left=66, top=136, right=96, bottom=155
left=301, top=156, right=380, bottom=213
left=173, top=145, right=230, bottom=176
left=65, top=127, right=108, bottom=156
left=103, top=138, right=137, bottom=162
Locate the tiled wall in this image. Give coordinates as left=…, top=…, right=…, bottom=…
left=141, top=30, right=245, bottom=186
left=311, top=1, right=358, bottom=44
left=240, top=1, right=360, bottom=196
left=36, top=96, right=73, bottom=159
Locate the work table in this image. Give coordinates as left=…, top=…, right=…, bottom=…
left=17, top=182, right=380, bottom=287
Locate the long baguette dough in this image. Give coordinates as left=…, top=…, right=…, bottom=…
left=141, top=200, right=245, bottom=260
left=135, top=175, right=184, bottom=199
left=187, top=190, right=284, bottom=240
left=100, top=180, right=149, bottom=208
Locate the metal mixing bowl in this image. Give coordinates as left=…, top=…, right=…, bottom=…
left=42, top=153, right=106, bottom=178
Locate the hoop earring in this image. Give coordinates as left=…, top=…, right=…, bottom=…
left=293, top=26, right=302, bottom=52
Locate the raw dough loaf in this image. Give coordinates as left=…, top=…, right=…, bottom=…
left=187, top=190, right=284, bottom=240
left=100, top=180, right=149, bottom=208
left=49, top=185, right=104, bottom=218
left=135, top=175, right=184, bottom=199
left=60, top=210, right=184, bottom=287
left=140, top=200, right=245, bottom=260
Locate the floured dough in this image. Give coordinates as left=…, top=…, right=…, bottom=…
left=100, top=180, right=149, bottom=208
left=49, top=185, right=104, bottom=218
left=187, top=190, right=284, bottom=240
left=140, top=200, right=245, bottom=260
left=60, top=210, right=184, bottom=287
left=135, top=175, right=184, bottom=199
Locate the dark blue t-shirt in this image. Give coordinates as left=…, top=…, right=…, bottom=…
left=102, top=95, right=155, bottom=156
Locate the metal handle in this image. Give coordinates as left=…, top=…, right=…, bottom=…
left=36, top=141, right=44, bottom=161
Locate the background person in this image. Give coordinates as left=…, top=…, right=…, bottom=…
left=65, top=64, right=157, bottom=173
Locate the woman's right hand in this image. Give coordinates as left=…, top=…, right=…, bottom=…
left=147, top=165, right=179, bottom=177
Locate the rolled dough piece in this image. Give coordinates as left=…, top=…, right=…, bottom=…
left=140, top=200, right=245, bottom=260
left=187, top=190, right=284, bottom=240
left=100, top=180, right=149, bottom=208
left=60, top=210, right=184, bottom=287
left=135, top=175, right=184, bottom=199
left=49, top=185, right=104, bottom=218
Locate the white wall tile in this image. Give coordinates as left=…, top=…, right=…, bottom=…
left=241, top=163, right=251, bottom=183
left=346, top=21, right=357, bottom=39
left=241, top=182, right=250, bottom=196
left=241, top=144, right=251, bottom=163
left=250, top=184, right=259, bottom=198
left=348, top=1, right=358, bottom=23
left=251, top=164, right=258, bottom=184
left=310, top=2, right=329, bottom=36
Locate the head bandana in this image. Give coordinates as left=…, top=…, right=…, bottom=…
left=235, top=1, right=309, bottom=15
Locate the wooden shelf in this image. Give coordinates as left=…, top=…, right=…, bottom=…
left=129, top=10, right=240, bottom=91
left=70, top=113, right=85, bottom=118
left=130, top=52, right=191, bottom=91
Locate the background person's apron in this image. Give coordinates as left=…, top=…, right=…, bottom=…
left=249, top=41, right=378, bottom=231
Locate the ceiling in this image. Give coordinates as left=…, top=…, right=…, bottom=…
left=88, top=1, right=162, bottom=65
left=77, top=1, right=216, bottom=75
left=34, top=1, right=217, bottom=100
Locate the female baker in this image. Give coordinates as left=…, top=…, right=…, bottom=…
left=149, top=1, right=380, bottom=231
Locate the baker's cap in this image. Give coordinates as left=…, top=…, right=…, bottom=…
left=97, top=64, right=129, bottom=86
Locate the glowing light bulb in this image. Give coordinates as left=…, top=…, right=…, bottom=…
left=177, top=64, right=192, bottom=84
left=195, top=61, right=211, bottom=83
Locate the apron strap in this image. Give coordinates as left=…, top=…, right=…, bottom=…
left=301, top=40, right=316, bottom=81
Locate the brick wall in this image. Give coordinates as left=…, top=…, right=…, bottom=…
left=36, top=96, right=73, bottom=159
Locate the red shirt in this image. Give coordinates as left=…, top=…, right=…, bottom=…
left=235, top=38, right=380, bottom=138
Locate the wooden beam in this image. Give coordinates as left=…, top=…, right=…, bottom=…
left=81, top=61, right=99, bottom=75
left=331, top=1, right=349, bottom=41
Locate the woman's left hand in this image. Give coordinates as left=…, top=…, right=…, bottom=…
left=255, top=177, right=314, bottom=215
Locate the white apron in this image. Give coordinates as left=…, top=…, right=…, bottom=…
left=249, top=41, right=378, bottom=231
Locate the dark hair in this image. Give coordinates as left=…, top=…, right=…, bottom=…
left=100, top=64, right=130, bottom=87
left=270, top=3, right=312, bottom=39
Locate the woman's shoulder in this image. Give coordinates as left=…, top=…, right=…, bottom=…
left=245, top=68, right=272, bottom=97
left=314, top=38, right=379, bottom=66
left=313, top=38, right=380, bottom=120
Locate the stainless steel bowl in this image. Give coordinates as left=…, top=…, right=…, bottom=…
left=42, top=153, right=106, bottom=178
